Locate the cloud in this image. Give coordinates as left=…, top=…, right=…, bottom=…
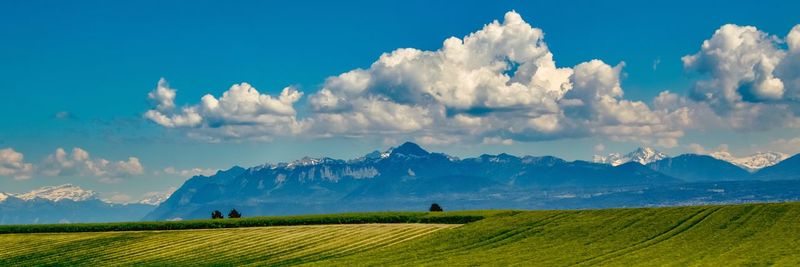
left=414, top=135, right=461, bottom=146
left=41, top=148, right=144, bottom=181
left=683, top=23, right=800, bottom=131
left=145, top=80, right=305, bottom=141
left=101, top=192, right=133, bottom=204
left=482, top=137, right=514, bottom=145
left=307, top=12, right=688, bottom=146
left=594, top=143, right=605, bottom=153
left=143, top=11, right=697, bottom=147
left=55, top=111, right=70, bottom=120
left=686, top=143, right=730, bottom=155
left=148, top=78, right=177, bottom=111
left=0, top=148, right=34, bottom=180
left=683, top=24, right=785, bottom=102
left=763, top=138, right=800, bottom=155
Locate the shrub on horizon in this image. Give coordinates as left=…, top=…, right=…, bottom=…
left=211, top=210, right=224, bottom=219
left=229, top=209, right=242, bottom=219
left=429, top=203, right=443, bottom=212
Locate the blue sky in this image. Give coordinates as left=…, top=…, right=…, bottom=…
left=2, top=0, right=800, bottom=201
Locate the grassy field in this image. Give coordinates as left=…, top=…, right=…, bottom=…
left=1, top=203, right=799, bottom=266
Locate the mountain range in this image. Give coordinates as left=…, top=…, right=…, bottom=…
left=709, top=151, right=788, bottom=171
left=0, top=184, right=155, bottom=224
left=593, top=147, right=669, bottom=166
left=3, top=143, right=799, bottom=224
left=144, top=142, right=800, bottom=221
left=594, top=148, right=787, bottom=171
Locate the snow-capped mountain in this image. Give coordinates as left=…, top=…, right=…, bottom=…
left=594, top=147, right=669, bottom=166
left=138, top=191, right=174, bottom=206
left=0, top=184, right=155, bottom=224
left=16, top=184, right=98, bottom=202
left=710, top=151, right=788, bottom=172
left=145, top=142, right=680, bottom=221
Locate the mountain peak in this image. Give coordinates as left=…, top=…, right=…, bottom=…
left=628, top=147, right=668, bottom=164
left=17, top=184, right=98, bottom=202
left=390, top=142, right=429, bottom=157
left=594, top=147, right=668, bottom=166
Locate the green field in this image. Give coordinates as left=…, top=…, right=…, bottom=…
left=2, top=203, right=800, bottom=266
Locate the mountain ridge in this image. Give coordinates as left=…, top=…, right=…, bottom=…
left=710, top=151, right=788, bottom=171
left=145, top=142, right=702, bottom=221
left=130, top=142, right=800, bottom=220
left=594, top=147, right=668, bottom=166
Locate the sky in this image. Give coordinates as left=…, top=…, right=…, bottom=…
left=2, top=0, right=800, bottom=202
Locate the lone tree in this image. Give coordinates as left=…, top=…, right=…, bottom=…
left=211, top=210, right=224, bottom=219
left=429, top=203, right=443, bottom=212
left=228, top=209, right=242, bottom=218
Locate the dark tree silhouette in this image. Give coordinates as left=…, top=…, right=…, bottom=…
left=228, top=209, right=242, bottom=218
left=211, top=210, right=224, bottom=219
left=429, top=203, right=443, bottom=212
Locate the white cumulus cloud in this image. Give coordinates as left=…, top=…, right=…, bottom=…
left=0, top=148, right=34, bottom=180
left=144, top=11, right=703, bottom=147
left=683, top=23, right=800, bottom=131
left=145, top=80, right=306, bottom=141
left=308, top=11, right=687, bottom=146
left=41, top=148, right=144, bottom=182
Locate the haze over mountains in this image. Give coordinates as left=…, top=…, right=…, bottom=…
left=4, top=142, right=800, bottom=224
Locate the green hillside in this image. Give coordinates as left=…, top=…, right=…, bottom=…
left=1, top=203, right=799, bottom=266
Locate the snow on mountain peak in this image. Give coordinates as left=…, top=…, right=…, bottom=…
left=139, top=191, right=173, bottom=206
left=594, top=147, right=668, bottom=166
left=286, top=157, right=327, bottom=168
left=17, top=184, right=98, bottom=202
left=710, top=151, right=788, bottom=171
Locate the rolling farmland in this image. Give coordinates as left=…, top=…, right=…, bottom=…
left=0, top=224, right=456, bottom=266
left=1, top=203, right=800, bottom=266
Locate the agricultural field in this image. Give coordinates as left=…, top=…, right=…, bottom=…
left=315, top=202, right=800, bottom=266
left=0, top=223, right=456, bottom=266
left=1, top=203, right=800, bottom=266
